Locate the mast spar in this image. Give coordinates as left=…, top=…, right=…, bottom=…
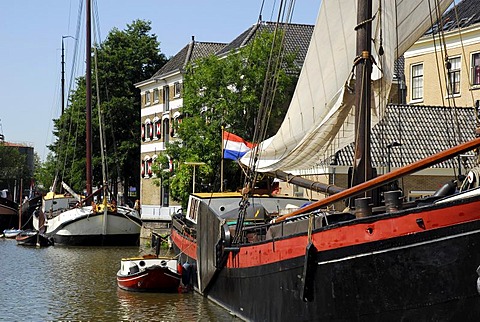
left=352, top=0, right=374, bottom=197
left=85, top=0, right=92, bottom=198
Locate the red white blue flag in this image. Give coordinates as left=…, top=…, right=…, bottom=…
left=222, top=130, right=255, bottom=161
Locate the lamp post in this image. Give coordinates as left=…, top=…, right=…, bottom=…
left=387, top=141, right=402, bottom=173
left=184, top=162, right=206, bottom=193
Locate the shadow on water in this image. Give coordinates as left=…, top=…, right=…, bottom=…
left=0, top=239, right=240, bottom=321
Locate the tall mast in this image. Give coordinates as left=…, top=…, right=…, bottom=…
left=352, top=0, right=373, bottom=193
left=61, top=37, right=65, bottom=115
left=85, top=0, right=93, bottom=197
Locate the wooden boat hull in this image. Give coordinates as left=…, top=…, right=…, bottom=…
left=0, top=197, right=18, bottom=232
left=117, top=257, right=181, bottom=292
left=171, top=192, right=480, bottom=321
left=16, top=230, right=54, bottom=247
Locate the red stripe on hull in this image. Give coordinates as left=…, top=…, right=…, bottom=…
left=170, top=228, right=197, bottom=260
left=117, top=268, right=180, bottom=292
left=227, top=199, right=480, bottom=268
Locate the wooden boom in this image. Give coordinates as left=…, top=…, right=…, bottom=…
left=273, top=137, right=480, bottom=223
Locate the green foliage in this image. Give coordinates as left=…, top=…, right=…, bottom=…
left=0, top=143, right=28, bottom=181
left=160, top=30, right=299, bottom=206
left=38, top=20, right=166, bottom=195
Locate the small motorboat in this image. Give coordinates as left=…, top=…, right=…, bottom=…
left=117, top=255, right=181, bottom=292
left=16, top=229, right=54, bottom=247
left=3, top=229, right=22, bottom=238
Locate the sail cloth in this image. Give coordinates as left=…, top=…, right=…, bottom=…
left=223, top=130, right=255, bottom=161
left=241, top=0, right=453, bottom=173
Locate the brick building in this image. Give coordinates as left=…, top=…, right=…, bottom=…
left=135, top=21, right=314, bottom=222
left=136, top=38, right=226, bottom=222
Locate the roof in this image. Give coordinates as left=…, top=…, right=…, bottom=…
left=426, top=0, right=480, bottom=35
left=216, top=21, right=314, bottom=68
left=152, top=40, right=227, bottom=79
left=333, top=105, right=477, bottom=169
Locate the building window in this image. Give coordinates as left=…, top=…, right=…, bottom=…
left=145, top=119, right=153, bottom=141
left=447, top=57, right=461, bottom=95
left=145, top=91, right=151, bottom=106
left=411, top=63, right=423, bottom=101
left=174, top=82, right=182, bottom=98
left=153, top=117, right=161, bottom=140
left=142, top=156, right=153, bottom=178
left=163, top=85, right=170, bottom=112
left=163, top=118, right=170, bottom=144
left=171, top=112, right=182, bottom=138
left=153, top=88, right=159, bottom=103
left=472, top=53, right=480, bottom=86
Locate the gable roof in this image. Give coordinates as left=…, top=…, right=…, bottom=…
left=332, top=105, right=477, bottom=169
left=152, top=39, right=227, bottom=79
left=216, top=21, right=314, bottom=68
left=426, top=0, right=480, bottom=35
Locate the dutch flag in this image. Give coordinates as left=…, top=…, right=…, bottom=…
left=222, top=130, right=255, bottom=161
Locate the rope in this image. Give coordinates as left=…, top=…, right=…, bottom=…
left=118, top=208, right=142, bottom=228
left=354, top=12, right=377, bottom=31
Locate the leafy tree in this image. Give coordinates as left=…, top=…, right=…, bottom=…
left=160, top=30, right=299, bottom=206
left=0, top=143, right=29, bottom=194
left=40, top=20, right=167, bottom=199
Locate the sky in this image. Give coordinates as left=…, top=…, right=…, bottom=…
left=0, top=0, right=321, bottom=162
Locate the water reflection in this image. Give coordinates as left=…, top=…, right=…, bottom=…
left=0, top=239, right=239, bottom=321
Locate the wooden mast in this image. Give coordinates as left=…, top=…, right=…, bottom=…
left=61, top=37, right=65, bottom=116
left=85, top=0, right=92, bottom=198
left=352, top=0, right=373, bottom=194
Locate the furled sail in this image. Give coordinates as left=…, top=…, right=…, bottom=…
left=241, top=0, right=453, bottom=172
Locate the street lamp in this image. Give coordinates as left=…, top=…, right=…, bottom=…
left=184, top=162, right=206, bottom=193
left=387, top=141, right=402, bottom=173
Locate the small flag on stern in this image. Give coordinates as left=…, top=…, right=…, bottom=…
left=222, top=131, right=254, bottom=161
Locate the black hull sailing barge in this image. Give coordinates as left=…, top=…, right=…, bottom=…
left=172, top=185, right=480, bottom=320
left=171, top=0, right=480, bottom=320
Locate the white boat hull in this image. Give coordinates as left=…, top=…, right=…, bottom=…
left=33, top=205, right=141, bottom=246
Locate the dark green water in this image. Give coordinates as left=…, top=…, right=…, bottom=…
left=0, top=238, right=241, bottom=321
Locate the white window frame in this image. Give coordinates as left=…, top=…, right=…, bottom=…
left=174, top=82, right=182, bottom=98
left=411, top=63, right=424, bottom=102
left=447, top=56, right=461, bottom=97
left=163, top=85, right=170, bottom=112
left=145, top=91, right=151, bottom=106
left=471, top=52, right=480, bottom=88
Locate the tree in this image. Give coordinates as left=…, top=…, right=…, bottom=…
left=40, top=20, right=167, bottom=199
left=161, top=30, right=299, bottom=206
left=0, top=143, right=29, bottom=197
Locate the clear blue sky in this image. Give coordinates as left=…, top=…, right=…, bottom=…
left=0, top=0, right=320, bottom=162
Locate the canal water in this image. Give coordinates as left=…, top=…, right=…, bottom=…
left=0, top=238, right=241, bottom=321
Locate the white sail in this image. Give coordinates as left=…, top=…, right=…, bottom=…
left=241, top=0, right=453, bottom=172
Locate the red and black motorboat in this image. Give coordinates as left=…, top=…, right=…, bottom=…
left=116, top=255, right=181, bottom=292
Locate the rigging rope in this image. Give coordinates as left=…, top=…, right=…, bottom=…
left=233, top=0, right=296, bottom=245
